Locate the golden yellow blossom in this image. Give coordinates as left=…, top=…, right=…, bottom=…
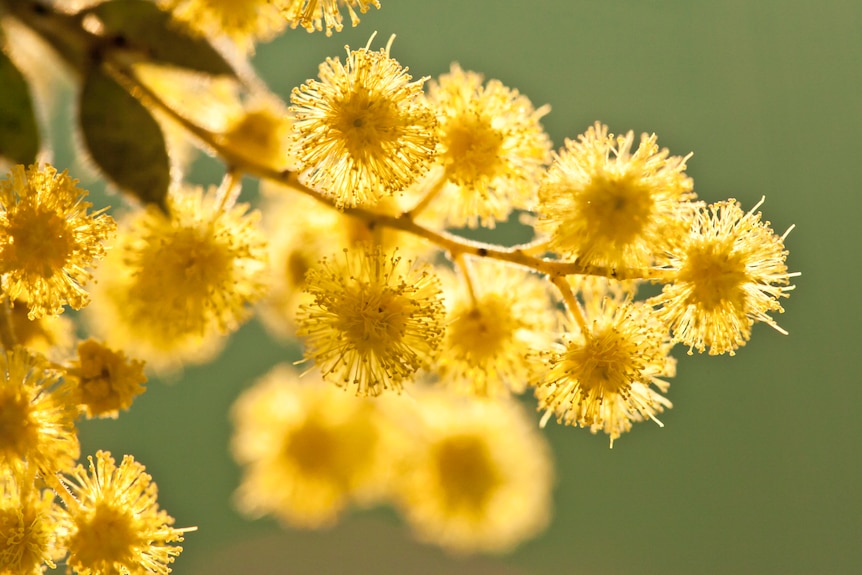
left=0, top=348, right=78, bottom=475
left=231, top=365, right=394, bottom=529
left=394, top=388, right=553, bottom=554
left=537, top=122, right=695, bottom=269
left=87, top=186, right=267, bottom=371
left=649, top=198, right=797, bottom=355
left=67, top=339, right=147, bottom=419
left=534, top=280, right=675, bottom=446
left=0, top=467, right=66, bottom=575
left=290, top=43, right=437, bottom=207
left=157, top=0, right=287, bottom=53
left=60, top=451, right=188, bottom=575
left=257, top=182, right=437, bottom=340
left=296, top=246, right=445, bottom=396
left=421, top=64, right=552, bottom=228
left=0, top=164, right=116, bottom=319
left=434, top=259, right=557, bottom=396
left=273, top=0, right=380, bottom=36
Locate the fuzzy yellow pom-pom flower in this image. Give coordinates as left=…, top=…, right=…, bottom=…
left=434, top=259, right=558, bottom=397
left=273, top=0, right=380, bottom=36
left=291, top=42, right=437, bottom=207
left=534, top=279, right=675, bottom=446
left=157, top=0, right=287, bottom=53
left=537, top=122, right=695, bottom=269
left=231, top=365, right=395, bottom=529
left=60, top=451, right=190, bottom=575
left=67, top=339, right=147, bottom=419
left=649, top=197, right=797, bottom=355
left=296, top=246, right=445, bottom=396
left=87, top=186, right=267, bottom=371
left=420, top=64, right=552, bottom=228
left=0, top=348, right=79, bottom=475
left=0, top=467, right=66, bottom=575
left=9, top=298, right=75, bottom=359
left=0, top=164, right=116, bottom=319
left=393, top=388, right=553, bottom=554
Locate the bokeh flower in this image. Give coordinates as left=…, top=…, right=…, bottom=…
left=393, top=388, right=553, bottom=554
left=67, top=339, right=147, bottom=419
left=87, top=185, right=267, bottom=372
left=231, top=365, right=395, bottom=528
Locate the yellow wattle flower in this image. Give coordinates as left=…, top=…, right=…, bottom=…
left=537, top=122, right=696, bottom=269
left=534, top=279, right=675, bottom=446
left=296, top=245, right=445, bottom=396
left=421, top=63, right=552, bottom=229
left=0, top=164, right=116, bottom=319
left=60, top=451, right=190, bottom=575
left=290, top=43, right=437, bottom=208
left=650, top=197, right=798, bottom=355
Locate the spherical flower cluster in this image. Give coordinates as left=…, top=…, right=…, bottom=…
left=67, top=339, right=147, bottom=419
left=649, top=197, right=797, bottom=355
left=296, top=246, right=445, bottom=396
left=0, top=164, right=115, bottom=319
left=60, top=451, right=188, bottom=575
left=537, top=122, right=696, bottom=270
left=534, top=279, right=675, bottom=446
left=291, top=43, right=437, bottom=207
left=393, top=388, right=554, bottom=554
left=231, top=365, right=394, bottom=528
left=434, top=259, right=558, bottom=397
left=421, top=64, right=552, bottom=228
left=87, top=186, right=268, bottom=371
left=0, top=347, right=79, bottom=475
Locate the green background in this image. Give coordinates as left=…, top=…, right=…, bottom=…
left=67, top=1, right=860, bottom=574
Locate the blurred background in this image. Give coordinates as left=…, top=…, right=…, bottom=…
left=64, top=1, right=861, bottom=574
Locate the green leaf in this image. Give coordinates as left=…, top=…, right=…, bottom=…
left=0, top=49, right=40, bottom=165
left=89, top=0, right=236, bottom=77
left=79, top=68, right=170, bottom=210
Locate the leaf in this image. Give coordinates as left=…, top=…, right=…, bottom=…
left=89, top=0, right=236, bottom=77
left=0, top=50, right=40, bottom=165
left=79, top=68, right=170, bottom=210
